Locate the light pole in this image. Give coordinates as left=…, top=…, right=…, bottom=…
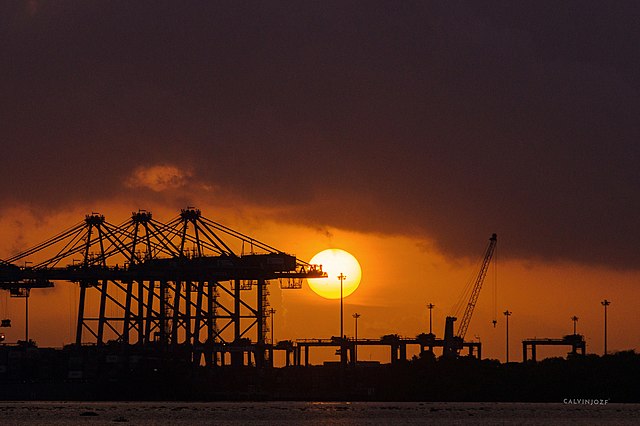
left=353, top=313, right=360, bottom=364
left=338, top=273, right=346, bottom=339
left=601, top=299, right=610, bottom=355
left=25, top=289, right=29, bottom=343
left=571, top=316, right=579, bottom=335
left=427, top=303, right=435, bottom=335
left=24, top=261, right=32, bottom=343
left=503, top=310, right=512, bottom=363
left=268, top=308, right=276, bottom=346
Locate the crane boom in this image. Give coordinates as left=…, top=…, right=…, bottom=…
left=455, top=233, right=497, bottom=340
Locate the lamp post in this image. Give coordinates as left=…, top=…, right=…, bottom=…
left=427, top=303, right=435, bottom=335
left=267, top=308, right=276, bottom=346
left=25, top=290, right=29, bottom=343
left=337, top=273, right=347, bottom=367
left=601, top=299, right=610, bottom=355
left=24, top=261, right=32, bottom=343
left=338, top=273, right=346, bottom=339
left=353, top=313, right=360, bottom=364
left=503, top=310, right=512, bottom=363
left=571, top=315, right=579, bottom=335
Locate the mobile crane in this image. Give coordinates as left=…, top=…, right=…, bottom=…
left=443, top=233, right=497, bottom=357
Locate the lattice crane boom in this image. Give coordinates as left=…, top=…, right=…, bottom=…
left=456, top=233, right=497, bottom=340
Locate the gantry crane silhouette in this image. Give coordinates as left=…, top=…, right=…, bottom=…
left=0, top=208, right=326, bottom=367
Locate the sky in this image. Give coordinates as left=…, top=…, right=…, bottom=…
left=1, top=1, right=639, bottom=362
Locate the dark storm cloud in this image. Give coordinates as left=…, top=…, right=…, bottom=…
left=1, top=1, right=639, bottom=267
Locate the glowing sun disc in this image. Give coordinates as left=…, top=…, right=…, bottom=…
left=308, top=249, right=362, bottom=299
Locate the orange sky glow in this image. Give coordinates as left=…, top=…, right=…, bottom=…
left=2, top=2, right=639, bottom=368
left=1, top=200, right=636, bottom=365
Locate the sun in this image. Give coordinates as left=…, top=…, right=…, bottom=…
left=308, top=249, right=362, bottom=299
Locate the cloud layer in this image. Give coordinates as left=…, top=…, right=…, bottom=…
left=2, top=1, right=639, bottom=267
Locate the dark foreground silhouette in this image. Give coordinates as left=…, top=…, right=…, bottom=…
left=0, top=344, right=638, bottom=402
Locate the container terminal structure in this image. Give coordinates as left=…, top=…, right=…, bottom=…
left=0, top=208, right=326, bottom=369
left=0, top=219, right=601, bottom=401
left=0, top=220, right=500, bottom=370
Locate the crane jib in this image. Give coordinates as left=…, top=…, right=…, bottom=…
left=456, top=233, right=497, bottom=341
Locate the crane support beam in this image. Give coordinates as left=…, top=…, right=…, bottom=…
left=0, top=209, right=326, bottom=368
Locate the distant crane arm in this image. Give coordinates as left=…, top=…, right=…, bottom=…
left=456, top=233, right=497, bottom=340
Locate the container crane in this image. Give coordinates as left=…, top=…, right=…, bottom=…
left=443, top=233, right=497, bottom=357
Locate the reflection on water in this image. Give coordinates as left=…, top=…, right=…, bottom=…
left=0, top=401, right=638, bottom=425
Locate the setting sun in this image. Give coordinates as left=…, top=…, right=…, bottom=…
left=308, top=249, right=362, bottom=299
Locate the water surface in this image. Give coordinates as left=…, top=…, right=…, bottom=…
left=0, top=401, right=637, bottom=425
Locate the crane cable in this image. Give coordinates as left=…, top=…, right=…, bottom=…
left=492, top=241, right=498, bottom=327
left=451, top=250, right=485, bottom=318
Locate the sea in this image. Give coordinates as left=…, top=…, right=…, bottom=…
left=0, top=401, right=637, bottom=425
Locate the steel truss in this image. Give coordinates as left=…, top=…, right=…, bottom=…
left=0, top=208, right=325, bottom=367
